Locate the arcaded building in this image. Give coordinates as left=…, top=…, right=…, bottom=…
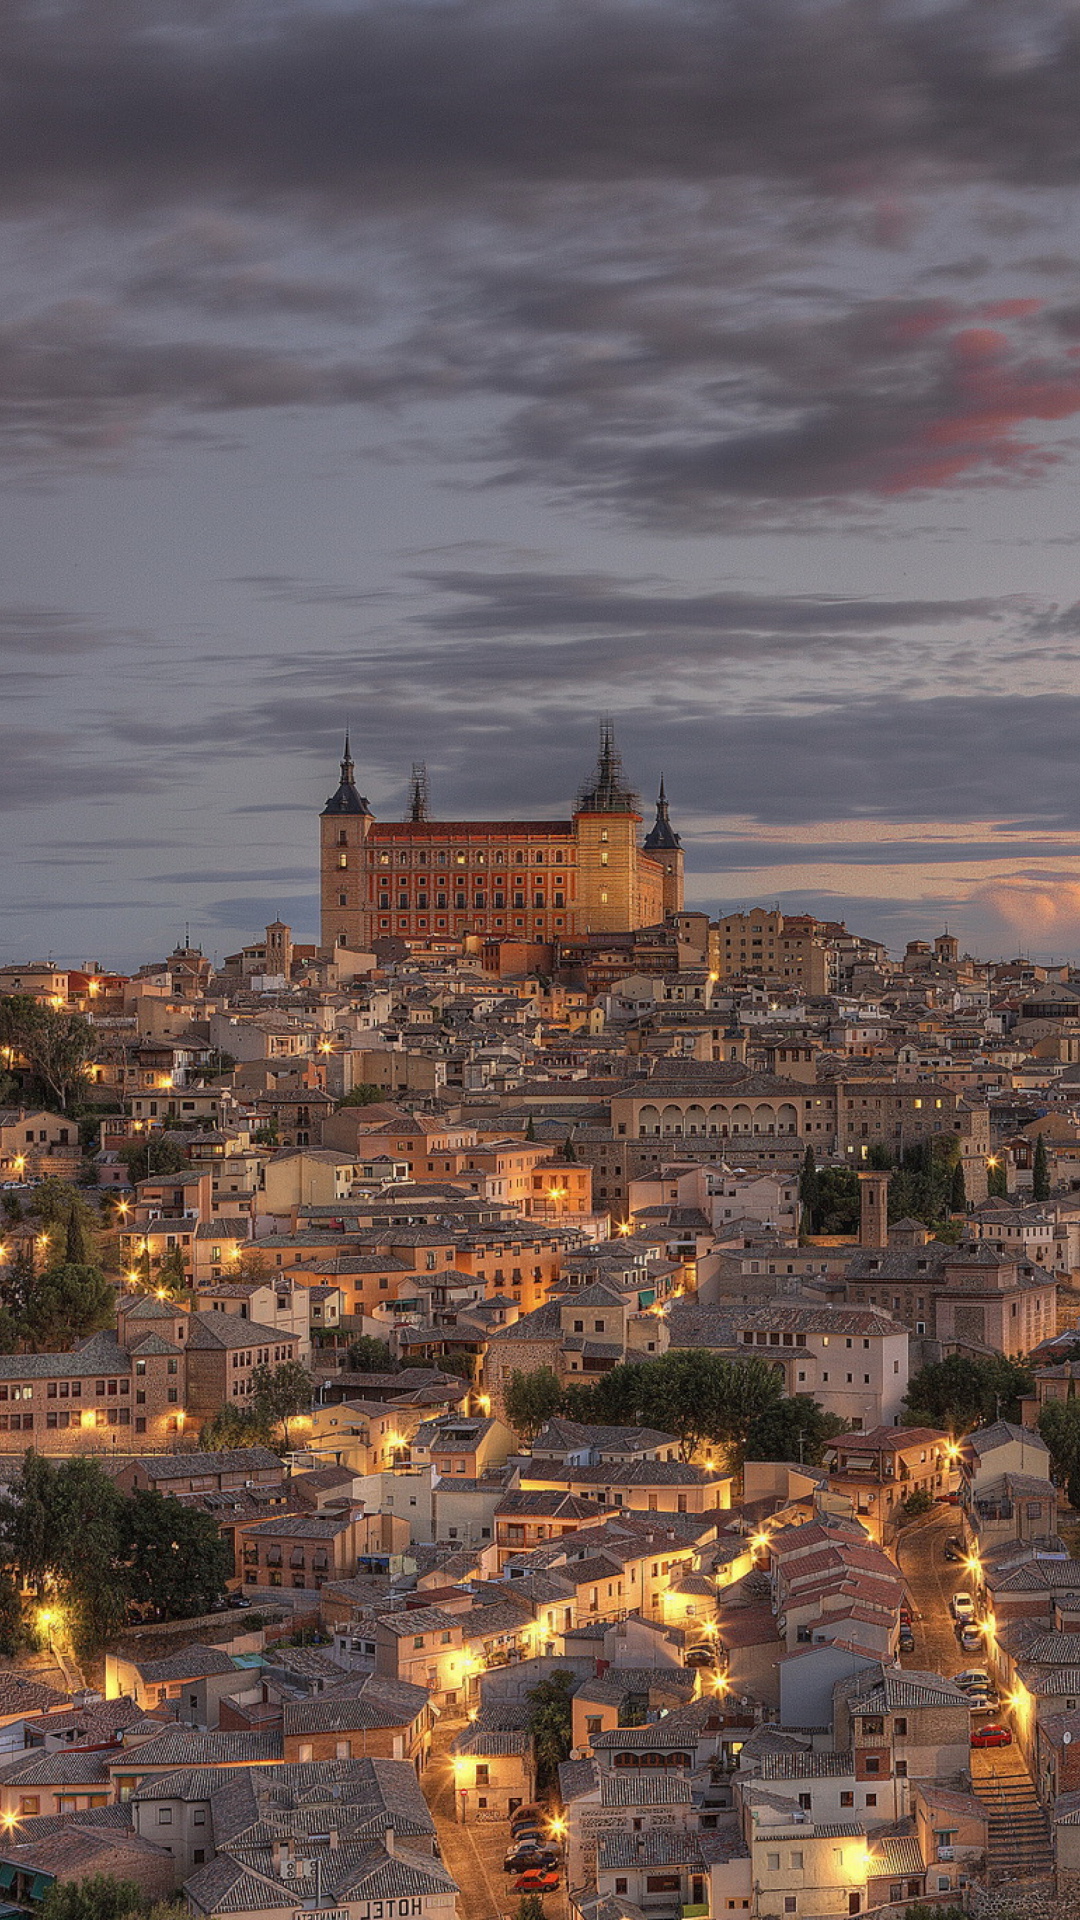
left=320, top=725, right=683, bottom=952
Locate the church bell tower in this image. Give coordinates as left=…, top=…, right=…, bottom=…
left=320, top=735, right=373, bottom=952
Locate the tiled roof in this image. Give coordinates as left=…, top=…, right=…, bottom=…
left=126, top=1645, right=239, bottom=1683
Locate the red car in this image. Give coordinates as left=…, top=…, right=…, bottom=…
left=513, top=1870, right=561, bottom=1893
left=971, top=1723, right=1012, bottom=1749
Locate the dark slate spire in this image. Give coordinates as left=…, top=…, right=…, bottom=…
left=575, top=720, right=638, bottom=814
left=643, top=773, right=681, bottom=850
left=321, top=733, right=371, bottom=816
left=409, top=761, right=429, bottom=822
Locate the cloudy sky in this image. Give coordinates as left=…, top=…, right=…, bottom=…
left=8, top=0, right=1080, bottom=966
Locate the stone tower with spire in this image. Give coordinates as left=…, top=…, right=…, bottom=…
left=319, top=733, right=373, bottom=952
left=642, top=774, right=684, bottom=920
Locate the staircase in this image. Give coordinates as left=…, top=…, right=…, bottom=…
left=973, top=1762, right=1054, bottom=1883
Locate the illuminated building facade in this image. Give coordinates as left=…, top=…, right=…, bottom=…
left=320, top=724, right=683, bottom=952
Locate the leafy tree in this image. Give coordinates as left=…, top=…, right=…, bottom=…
left=237, top=1250, right=271, bottom=1281
left=0, top=1193, right=21, bottom=1223
left=21, top=1262, right=114, bottom=1351
left=0, top=1245, right=34, bottom=1317
left=65, top=1201, right=95, bottom=1266
left=574, top=1349, right=785, bottom=1465
left=0, top=996, right=95, bottom=1114
left=525, top=1668, right=574, bottom=1790
left=0, top=1453, right=130, bottom=1659
left=336, top=1083, right=384, bottom=1108
left=250, top=1359, right=315, bottom=1449
left=987, top=1157, right=1008, bottom=1199
left=744, top=1396, right=847, bottom=1467
left=562, top=1136, right=577, bottom=1162
left=30, top=1178, right=94, bottom=1229
left=798, top=1144, right=819, bottom=1231
left=121, top=1491, right=231, bottom=1619
left=0, top=1567, right=29, bottom=1656
left=899, top=1488, right=934, bottom=1518
left=807, top=1167, right=860, bottom=1235
left=950, top=1158, right=967, bottom=1213
left=866, top=1142, right=894, bottom=1170
left=154, top=1247, right=190, bottom=1298
left=438, top=1349, right=476, bottom=1382
left=887, top=1135, right=963, bottom=1229
left=504, top=1366, right=564, bottom=1443
left=903, top=1353, right=1033, bottom=1435
left=119, top=1137, right=189, bottom=1183
left=347, top=1335, right=397, bottom=1372
left=515, top=1898, right=548, bottom=1920
left=1038, top=1399, right=1080, bottom=1507
left=199, top=1403, right=275, bottom=1450
left=39, top=1879, right=147, bottom=1920
left=1033, top=1132, right=1051, bottom=1202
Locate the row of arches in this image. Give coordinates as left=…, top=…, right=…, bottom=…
left=636, top=1102, right=801, bottom=1138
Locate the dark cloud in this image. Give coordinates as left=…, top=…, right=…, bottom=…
left=4, top=1, right=1080, bottom=213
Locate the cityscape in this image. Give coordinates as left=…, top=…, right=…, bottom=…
left=9, top=6, right=1080, bottom=1920
left=1, top=738, right=1080, bottom=1920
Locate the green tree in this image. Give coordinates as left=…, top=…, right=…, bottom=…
left=21, top=1262, right=114, bottom=1350
left=347, top=1335, right=397, bottom=1372
left=903, top=1353, right=1033, bottom=1434
left=798, top=1144, right=819, bottom=1233
left=950, top=1158, right=967, bottom=1213
left=154, top=1247, right=190, bottom=1298
left=525, top=1114, right=536, bottom=1141
left=525, top=1668, right=574, bottom=1790
left=40, top=1877, right=147, bottom=1920
left=30, top=1178, right=94, bottom=1229
left=121, top=1491, right=231, bottom=1618
left=808, top=1167, right=860, bottom=1234
left=899, top=1488, right=935, bottom=1518
left=0, top=1567, right=29, bottom=1657
left=504, top=1366, right=564, bottom=1443
left=0, top=996, right=95, bottom=1114
left=250, top=1360, right=315, bottom=1450
left=336, top=1084, right=384, bottom=1108
left=866, top=1142, right=894, bottom=1170
left=1038, top=1399, right=1080, bottom=1507
left=119, top=1137, right=189, bottom=1183
left=0, top=1453, right=130, bottom=1659
left=744, top=1396, right=847, bottom=1467
left=65, top=1201, right=95, bottom=1266
left=0, top=1245, right=34, bottom=1317
left=514, top=1898, right=548, bottom=1920
left=1033, top=1132, right=1051, bottom=1202
left=562, top=1136, right=577, bottom=1162
left=198, top=1403, right=275, bottom=1450
left=987, top=1156, right=1008, bottom=1199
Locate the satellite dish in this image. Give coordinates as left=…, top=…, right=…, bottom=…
left=1066, top=1732, right=1072, bottom=1746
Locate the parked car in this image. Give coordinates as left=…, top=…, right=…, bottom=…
left=967, top=1692, right=999, bottom=1713
left=944, top=1539, right=964, bottom=1564
left=511, top=1806, right=546, bottom=1833
left=951, top=1591, right=975, bottom=1622
left=971, top=1723, right=1012, bottom=1749
left=958, top=1624, right=984, bottom=1653
left=513, top=1869, right=561, bottom=1893
left=936, top=1492, right=961, bottom=1505
left=227, top=1592, right=253, bottom=1609
left=507, top=1830, right=544, bottom=1852
left=954, top=1669, right=991, bottom=1692
left=898, top=1630, right=915, bottom=1653
left=504, top=1847, right=558, bottom=1874
left=684, top=1644, right=717, bottom=1668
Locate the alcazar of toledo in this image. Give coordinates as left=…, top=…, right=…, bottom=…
left=320, top=722, right=683, bottom=954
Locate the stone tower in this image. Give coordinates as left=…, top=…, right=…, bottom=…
left=320, top=735, right=373, bottom=952
left=858, top=1169, right=890, bottom=1250
left=572, top=723, right=645, bottom=933
left=642, top=774, right=684, bottom=918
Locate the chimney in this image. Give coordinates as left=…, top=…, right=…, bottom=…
left=858, top=1170, right=890, bottom=1250
left=384, top=1828, right=395, bottom=1855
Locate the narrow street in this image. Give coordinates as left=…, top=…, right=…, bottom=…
left=893, top=1505, right=970, bottom=1681
left=423, top=1713, right=568, bottom=1920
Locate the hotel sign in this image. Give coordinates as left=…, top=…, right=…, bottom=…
left=294, top=1905, right=423, bottom=1920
